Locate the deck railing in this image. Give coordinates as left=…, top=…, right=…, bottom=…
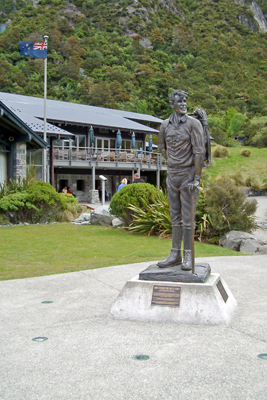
left=50, top=147, right=167, bottom=168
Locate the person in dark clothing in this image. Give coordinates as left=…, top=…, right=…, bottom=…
left=133, top=173, right=145, bottom=183
left=67, top=186, right=75, bottom=197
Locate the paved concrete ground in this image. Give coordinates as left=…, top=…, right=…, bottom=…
left=1, top=255, right=267, bottom=400
left=252, top=196, right=267, bottom=221
left=248, top=196, right=267, bottom=242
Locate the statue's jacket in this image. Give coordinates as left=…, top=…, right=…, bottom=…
left=158, top=113, right=205, bottom=170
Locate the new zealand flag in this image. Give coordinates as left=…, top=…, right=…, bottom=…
left=20, top=41, right=47, bottom=59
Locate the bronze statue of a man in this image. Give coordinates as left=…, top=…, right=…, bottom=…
left=157, top=90, right=205, bottom=271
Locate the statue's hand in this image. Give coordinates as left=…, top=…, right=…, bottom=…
left=188, top=179, right=200, bottom=195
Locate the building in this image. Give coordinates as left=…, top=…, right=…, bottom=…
left=0, top=100, right=47, bottom=184
left=0, top=92, right=166, bottom=202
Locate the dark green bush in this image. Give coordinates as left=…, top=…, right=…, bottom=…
left=109, top=183, right=161, bottom=225
left=0, top=181, right=77, bottom=224
left=205, top=177, right=257, bottom=239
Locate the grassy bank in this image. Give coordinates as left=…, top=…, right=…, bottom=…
left=0, top=224, right=240, bottom=281
left=205, top=146, right=267, bottom=183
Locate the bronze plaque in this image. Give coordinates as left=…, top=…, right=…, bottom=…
left=217, top=280, right=228, bottom=303
left=151, top=284, right=181, bottom=307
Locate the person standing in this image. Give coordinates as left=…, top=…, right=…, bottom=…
left=133, top=173, right=145, bottom=183
left=157, top=89, right=205, bottom=271
left=117, top=178, right=127, bottom=192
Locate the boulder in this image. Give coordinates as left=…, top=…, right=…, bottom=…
left=219, top=230, right=267, bottom=254
left=72, top=206, right=122, bottom=227
left=219, top=230, right=256, bottom=251
left=240, top=239, right=267, bottom=255
left=112, top=217, right=123, bottom=228
left=90, top=206, right=115, bottom=227
left=73, top=213, right=91, bottom=224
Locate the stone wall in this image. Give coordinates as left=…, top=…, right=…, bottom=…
left=55, top=172, right=112, bottom=203
left=55, top=173, right=92, bottom=202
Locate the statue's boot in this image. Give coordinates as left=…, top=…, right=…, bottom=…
left=181, top=228, right=192, bottom=271
left=158, top=226, right=182, bottom=268
left=181, top=250, right=192, bottom=271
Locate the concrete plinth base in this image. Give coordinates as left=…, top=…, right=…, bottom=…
left=88, top=189, right=100, bottom=204
left=110, top=273, right=237, bottom=325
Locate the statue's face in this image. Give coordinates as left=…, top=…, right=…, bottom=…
left=173, top=95, right=187, bottom=115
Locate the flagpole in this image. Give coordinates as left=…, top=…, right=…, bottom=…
left=42, top=34, right=48, bottom=182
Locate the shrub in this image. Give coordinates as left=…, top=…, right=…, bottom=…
left=0, top=182, right=77, bottom=224
left=128, top=190, right=171, bottom=237
left=212, top=145, right=229, bottom=158
left=261, top=178, right=267, bottom=191
left=109, top=183, right=161, bottom=225
left=245, top=175, right=262, bottom=191
left=240, top=148, right=251, bottom=157
left=54, top=204, right=88, bottom=222
left=114, top=178, right=257, bottom=243
left=232, top=171, right=246, bottom=186
left=209, top=126, right=229, bottom=146
left=205, top=177, right=257, bottom=238
left=0, top=176, right=35, bottom=199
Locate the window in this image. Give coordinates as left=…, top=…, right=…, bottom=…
left=26, top=149, right=43, bottom=181
left=137, top=141, right=143, bottom=150
left=122, top=140, right=131, bottom=150
left=96, top=138, right=111, bottom=151
left=55, top=139, right=74, bottom=149
left=76, top=135, right=86, bottom=149
left=77, top=180, right=85, bottom=191
left=121, top=140, right=143, bottom=150
left=0, top=146, right=7, bottom=184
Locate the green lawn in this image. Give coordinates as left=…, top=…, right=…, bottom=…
left=0, top=224, right=241, bottom=281
left=205, top=146, right=267, bottom=183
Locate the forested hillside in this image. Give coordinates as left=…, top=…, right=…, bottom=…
left=1, top=0, right=267, bottom=146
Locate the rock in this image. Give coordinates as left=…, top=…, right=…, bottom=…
left=219, top=230, right=257, bottom=251
left=72, top=206, right=119, bottom=227
left=240, top=239, right=267, bottom=255
left=90, top=206, right=115, bottom=226
left=112, top=218, right=123, bottom=228
left=234, top=0, right=267, bottom=33
left=80, top=213, right=91, bottom=221
left=74, top=213, right=91, bottom=223
left=219, top=229, right=267, bottom=254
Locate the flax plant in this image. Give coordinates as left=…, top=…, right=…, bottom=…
left=128, top=192, right=172, bottom=238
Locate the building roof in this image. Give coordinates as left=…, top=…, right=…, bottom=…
left=0, top=101, right=47, bottom=149
left=0, top=93, right=162, bottom=134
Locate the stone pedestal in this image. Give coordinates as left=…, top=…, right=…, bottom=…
left=110, top=273, right=237, bottom=325
left=88, top=189, right=100, bottom=204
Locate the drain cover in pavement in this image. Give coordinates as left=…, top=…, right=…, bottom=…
left=32, top=337, right=48, bottom=342
left=258, top=353, right=267, bottom=359
left=133, top=355, right=149, bottom=361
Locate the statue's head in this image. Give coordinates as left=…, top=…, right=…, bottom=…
left=169, top=90, right=188, bottom=115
